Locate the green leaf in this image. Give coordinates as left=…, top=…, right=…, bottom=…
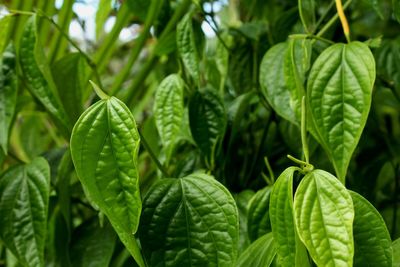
left=70, top=218, right=117, bottom=267
left=269, top=167, right=297, bottom=267
left=177, top=12, right=200, bottom=84
left=0, top=15, right=11, bottom=54
left=0, top=43, right=17, bottom=154
left=189, top=88, right=227, bottom=166
left=299, top=0, right=316, bottom=32
left=260, top=43, right=298, bottom=124
left=139, top=173, right=239, bottom=267
left=70, top=96, right=144, bottom=267
left=350, top=190, right=392, bottom=267
left=154, top=74, right=185, bottom=163
left=0, top=157, right=50, bottom=267
left=307, top=42, right=375, bottom=182
left=393, top=238, right=400, bottom=265
left=236, top=233, right=276, bottom=267
left=247, top=186, right=272, bottom=242
left=52, top=53, right=85, bottom=124
left=126, top=0, right=150, bottom=22
left=234, top=190, right=255, bottom=254
left=394, top=0, right=400, bottom=23
left=294, top=169, right=354, bottom=266
left=19, top=15, right=70, bottom=134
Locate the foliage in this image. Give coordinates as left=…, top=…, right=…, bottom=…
left=0, top=0, right=400, bottom=266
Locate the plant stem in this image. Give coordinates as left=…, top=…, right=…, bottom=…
left=289, top=33, right=335, bottom=44
left=335, top=0, right=351, bottom=42
left=301, top=96, right=309, bottom=164
left=316, top=0, right=352, bottom=38
left=138, top=129, right=169, bottom=178
left=313, top=0, right=335, bottom=34
left=264, top=156, right=275, bottom=183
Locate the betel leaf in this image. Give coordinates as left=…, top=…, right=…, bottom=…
left=19, top=15, right=70, bottom=134
left=70, top=96, right=143, bottom=267
left=189, top=88, right=227, bottom=167
left=52, top=53, right=85, bottom=124
left=294, top=169, right=354, bottom=266
left=154, top=74, right=185, bottom=163
left=307, top=42, right=375, bottom=183
left=236, top=233, right=276, bottom=267
left=269, top=167, right=297, bottom=267
left=177, top=12, right=200, bottom=84
left=350, top=190, right=392, bottom=267
left=139, top=173, right=239, bottom=267
left=0, top=157, right=50, bottom=267
left=393, top=238, right=400, bottom=265
left=0, top=43, right=17, bottom=154
left=247, top=186, right=272, bottom=242
left=70, top=218, right=116, bottom=267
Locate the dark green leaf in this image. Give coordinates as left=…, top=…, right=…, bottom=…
left=0, top=43, right=17, bottom=154
left=236, top=233, right=276, bottom=267
left=294, top=169, right=354, bottom=266
left=154, top=74, right=185, bottom=163
left=247, top=186, right=272, bottom=242
left=70, top=96, right=143, bottom=266
left=0, top=157, right=50, bottom=267
left=189, top=88, right=226, bottom=166
left=350, top=190, right=392, bottom=267
left=126, top=0, right=150, bottom=22
left=307, top=42, right=375, bottom=182
left=139, top=173, right=239, bottom=267
left=19, top=15, right=70, bottom=134
left=234, top=190, right=255, bottom=254
left=394, top=0, right=400, bottom=23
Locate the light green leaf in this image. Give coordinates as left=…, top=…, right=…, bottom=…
left=70, top=218, right=117, bottom=267
left=0, top=15, right=11, bottom=54
left=177, top=12, right=200, bottom=84
left=189, top=88, right=227, bottom=166
left=269, top=167, right=297, bottom=267
left=350, top=190, right=392, bottom=267
left=294, top=169, right=354, bottom=266
left=393, top=238, right=400, bottom=265
left=236, top=233, right=276, bottom=267
left=247, top=186, right=272, bottom=242
left=0, top=43, right=17, bottom=154
left=139, top=173, right=239, bottom=267
left=0, top=157, right=50, bottom=267
left=19, top=15, right=70, bottom=134
left=307, top=42, right=375, bottom=182
left=70, top=96, right=143, bottom=267
left=154, top=74, right=185, bottom=163
left=52, top=53, right=85, bottom=124
left=299, top=0, right=316, bottom=32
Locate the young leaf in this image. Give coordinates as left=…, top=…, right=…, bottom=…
left=189, top=88, right=227, bottom=166
left=307, top=42, right=375, bottom=182
left=0, top=157, right=50, bottom=267
left=70, top=218, right=117, bottom=267
left=139, top=173, right=239, bottom=267
left=70, top=96, right=143, bottom=266
left=350, top=190, right=392, bottom=267
left=19, top=15, right=71, bottom=133
left=0, top=43, right=17, bottom=154
left=247, top=186, right=272, bottom=242
left=177, top=12, right=200, bottom=84
left=269, top=167, right=300, bottom=267
left=294, top=169, right=354, bottom=266
left=236, top=233, right=276, bottom=267
left=154, top=74, right=185, bottom=163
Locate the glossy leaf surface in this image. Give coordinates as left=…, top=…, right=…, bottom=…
left=307, top=42, right=375, bottom=182
left=236, top=233, right=276, bottom=267
left=0, top=157, right=50, bottom=267
left=350, top=191, right=392, bottom=267
left=154, top=74, right=185, bottom=163
left=177, top=12, right=200, bottom=84
left=70, top=96, right=143, bottom=266
left=294, top=169, right=354, bottom=266
left=247, top=186, right=272, bottom=241
left=269, top=167, right=297, bottom=267
left=0, top=43, right=17, bottom=154
left=19, top=15, right=70, bottom=133
left=139, top=173, right=239, bottom=267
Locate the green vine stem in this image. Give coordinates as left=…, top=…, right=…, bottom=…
left=301, top=96, right=310, bottom=164
left=316, top=0, right=352, bottom=39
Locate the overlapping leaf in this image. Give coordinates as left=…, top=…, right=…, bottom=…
left=236, top=233, right=276, bottom=267
left=307, top=42, right=375, bottom=182
left=247, top=186, right=272, bottom=241
left=139, top=173, right=239, bottom=267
